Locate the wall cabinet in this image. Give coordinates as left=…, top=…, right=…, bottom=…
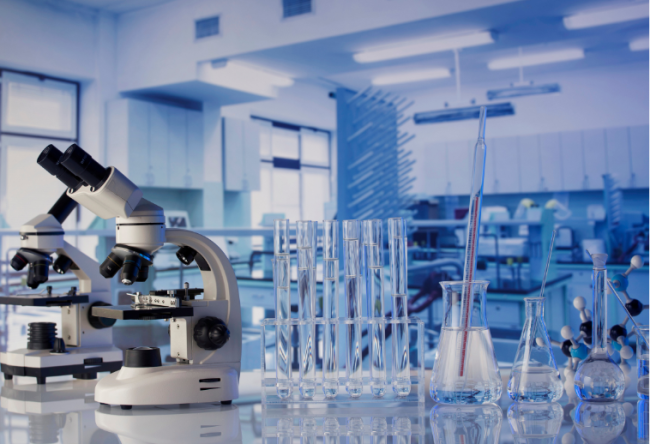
left=107, top=99, right=203, bottom=189
left=222, top=117, right=260, bottom=192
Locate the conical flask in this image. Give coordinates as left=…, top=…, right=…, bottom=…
left=508, top=297, right=563, bottom=402
left=429, top=281, right=502, bottom=404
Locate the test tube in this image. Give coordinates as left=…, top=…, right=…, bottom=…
left=389, top=217, right=411, bottom=397
left=322, top=220, right=339, bottom=398
left=343, top=219, right=363, bottom=398
left=363, top=219, right=386, bottom=397
left=274, top=219, right=292, bottom=399
left=297, top=220, right=316, bottom=398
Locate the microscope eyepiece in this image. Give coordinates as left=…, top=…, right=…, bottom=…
left=59, top=144, right=110, bottom=189
left=99, top=252, right=124, bottom=279
left=27, top=260, right=49, bottom=289
left=37, top=145, right=84, bottom=189
left=52, top=255, right=73, bottom=275
left=120, top=254, right=143, bottom=285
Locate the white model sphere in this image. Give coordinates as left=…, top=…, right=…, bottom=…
left=623, top=402, right=634, bottom=416
left=631, top=255, right=644, bottom=270
left=561, top=326, right=574, bottom=339
left=562, top=433, right=576, bottom=444
left=620, top=345, right=634, bottom=360
left=573, top=296, right=586, bottom=310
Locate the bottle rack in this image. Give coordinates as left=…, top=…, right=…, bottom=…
left=260, top=316, right=425, bottom=408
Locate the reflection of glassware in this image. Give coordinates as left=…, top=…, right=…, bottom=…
left=430, top=281, right=502, bottom=404
left=392, top=417, right=412, bottom=444
left=572, top=401, right=625, bottom=444
left=574, top=253, right=625, bottom=401
left=638, top=325, right=649, bottom=400
left=429, top=403, right=502, bottom=444
left=323, top=417, right=340, bottom=444
left=507, top=402, right=563, bottom=444
left=639, top=399, right=649, bottom=441
left=508, top=297, right=563, bottom=402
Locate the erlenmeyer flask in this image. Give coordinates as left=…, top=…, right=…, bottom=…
left=430, top=404, right=502, bottom=444
left=430, top=281, right=502, bottom=404
left=508, top=297, right=563, bottom=402
left=507, top=402, right=563, bottom=444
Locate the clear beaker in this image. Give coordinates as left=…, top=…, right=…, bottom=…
left=638, top=325, right=649, bottom=400
left=574, top=253, right=625, bottom=401
left=507, top=402, right=563, bottom=444
left=429, top=281, right=502, bottom=404
left=508, top=297, right=563, bottom=402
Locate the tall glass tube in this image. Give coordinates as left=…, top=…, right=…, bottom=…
left=389, top=217, right=411, bottom=396
left=322, top=220, right=339, bottom=398
left=274, top=219, right=292, bottom=399
left=343, top=219, right=363, bottom=398
left=297, top=220, right=316, bottom=398
left=363, top=219, right=386, bottom=397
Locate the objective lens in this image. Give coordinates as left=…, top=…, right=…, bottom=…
left=10, top=252, right=28, bottom=271
left=37, top=145, right=84, bottom=189
left=99, top=252, right=123, bottom=279
left=52, top=255, right=73, bottom=274
left=59, top=144, right=109, bottom=189
left=27, top=261, right=49, bottom=289
left=135, top=265, right=149, bottom=282
left=176, top=246, right=197, bottom=265
left=120, top=254, right=142, bottom=285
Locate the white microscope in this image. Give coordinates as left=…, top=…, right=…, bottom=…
left=0, top=145, right=122, bottom=384
left=40, top=144, right=242, bottom=409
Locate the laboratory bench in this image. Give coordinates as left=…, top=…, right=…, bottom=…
left=0, top=369, right=644, bottom=443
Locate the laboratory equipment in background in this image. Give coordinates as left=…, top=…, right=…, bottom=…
left=508, top=231, right=563, bottom=403
left=574, top=253, right=625, bottom=401
left=507, top=402, right=563, bottom=444
left=39, top=144, right=242, bottom=408
left=637, top=326, right=649, bottom=399
left=429, top=280, right=502, bottom=404
left=0, top=379, right=114, bottom=444
left=322, top=220, right=339, bottom=398
left=429, top=403, right=502, bottom=444
left=572, top=402, right=626, bottom=444
left=1, top=145, right=121, bottom=384
left=297, top=220, right=316, bottom=398
left=95, top=403, right=242, bottom=443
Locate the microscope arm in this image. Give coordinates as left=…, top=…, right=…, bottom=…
left=59, top=241, right=110, bottom=297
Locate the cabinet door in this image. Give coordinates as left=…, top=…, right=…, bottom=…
left=539, top=132, right=562, bottom=192
left=493, top=136, right=519, bottom=194
left=148, top=104, right=169, bottom=187
left=127, top=100, right=149, bottom=187
left=483, top=137, right=497, bottom=194
left=629, top=125, right=649, bottom=188
left=559, top=130, right=585, bottom=191
left=187, top=110, right=204, bottom=189
left=605, top=127, right=632, bottom=188
left=426, top=142, right=447, bottom=196
left=243, top=119, right=260, bottom=191
left=223, top=117, right=244, bottom=191
left=167, top=107, right=187, bottom=189
left=518, top=135, right=542, bottom=192
left=446, top=140, right=471, bottom=195
left=582, top=129, right=607, bottom=190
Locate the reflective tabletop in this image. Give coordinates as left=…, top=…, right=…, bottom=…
left=0, top=374, right=646, bottom=443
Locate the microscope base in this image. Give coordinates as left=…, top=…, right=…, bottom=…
left=0, top=346, right=122, bottom=384
left=95, top=363, right=240, bottom=407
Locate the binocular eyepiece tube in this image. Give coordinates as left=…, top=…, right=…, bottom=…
left=38, top=143, right=110, bottom=190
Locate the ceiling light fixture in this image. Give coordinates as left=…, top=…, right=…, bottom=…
left=488, top=48, right=585, bottom=70
left=563, top=3, right=649, bottom=30
left=372, top=68, right=451, bottom=86
left=353, top=31, right=495, bottom=63
left=630, top=36, right=649, bottom=51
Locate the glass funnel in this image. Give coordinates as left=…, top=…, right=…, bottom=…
left=572, top=402, right=625, bottom=444
left=429, top=281, right=502, bottom=404
left=507, top=402, right=563, bottom=444
left=574, top=253, right=625, bottom=401
left=508, top=297, right=563, bottom=402
left=430, top=404, right=502, bottom=444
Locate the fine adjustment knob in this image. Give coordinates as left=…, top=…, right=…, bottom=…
left=194, top=317, right=230, bottom=350
left=88, top=302, right=117, bottom=329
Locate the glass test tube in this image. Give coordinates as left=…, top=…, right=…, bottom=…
left=274, top=219, right=292, bottom=399
left=297, top=221, right=316, bottom=398
left=389, top=217, right=411, bottom=397
left=343, top=220, right=363, bottom=397
left=322, top=220, right=340, bottom=398
left=363, top=219, right=386, bottom=397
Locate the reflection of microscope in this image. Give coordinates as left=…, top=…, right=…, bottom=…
left=1, top=379, right=117, bottom=444
left=0, top=146, right=121, bottom=384
left=40, top=144, right=241, bottom=408
left=95, top=403, right=242, bottom=443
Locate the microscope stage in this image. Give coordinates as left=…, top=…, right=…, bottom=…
left=0, top=293, right=89, bottom=307
left=91, top=304, right=193, bottom=320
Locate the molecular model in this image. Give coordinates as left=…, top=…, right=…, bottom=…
left=555, top=255, right=648, bottom=391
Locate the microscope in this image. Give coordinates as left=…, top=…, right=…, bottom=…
left=39, top=144, right=242, bottom=409
left=0, top=146, right=122, bottom=384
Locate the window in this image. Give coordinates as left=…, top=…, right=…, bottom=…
left=283, top=0, right=312, bottom=18
left=250, top=117, right=331, bottom=237
left=195, top=16, right=220, bottom=39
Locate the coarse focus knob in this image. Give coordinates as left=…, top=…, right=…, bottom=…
left=87, top=302, right=117, bottom=329
left=124, top=346, right=162, bottom=368
left=194, top=317, right=230, bottom=350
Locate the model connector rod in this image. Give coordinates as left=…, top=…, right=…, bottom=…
left=274, top=219, right=293, bottom=399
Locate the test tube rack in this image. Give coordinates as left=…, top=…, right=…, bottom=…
left=260, top=316, right=425, bottom=407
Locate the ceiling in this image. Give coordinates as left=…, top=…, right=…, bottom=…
left=233, top=0, right=649, bottom=93
left=61, top=0, right=173, bottom=13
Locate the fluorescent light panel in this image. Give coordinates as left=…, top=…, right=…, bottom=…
left=630, top=36, right=649, bottom=51
left=564, top=3, right=649, bottom=30
left=488, top=49, right=585, bottom=70
left=354, top=31, right=494, bottom=63
left=372, top=68, right=450, bottom=86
